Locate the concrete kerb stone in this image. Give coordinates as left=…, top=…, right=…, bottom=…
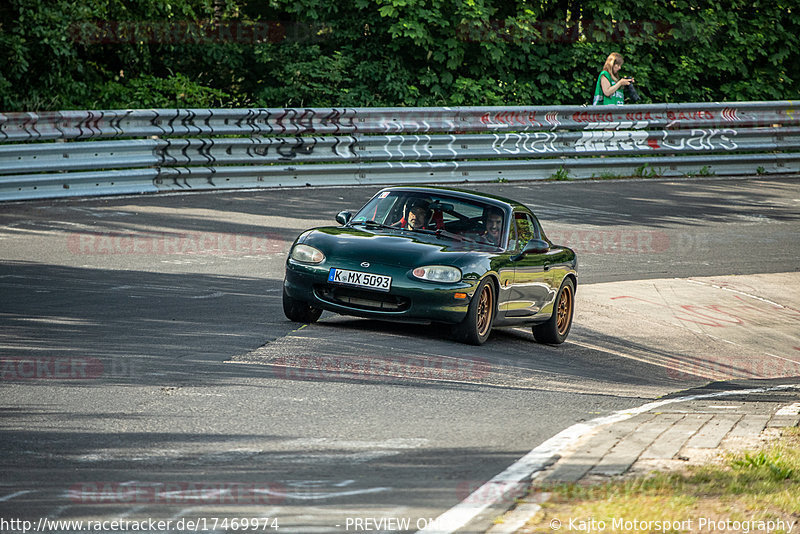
left=484, top=383, right=800, bottom=534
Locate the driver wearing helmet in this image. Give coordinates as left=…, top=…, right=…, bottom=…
left=406, top=204, right=430, bottom=230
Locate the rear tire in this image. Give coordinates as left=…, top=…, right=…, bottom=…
left=453, top=278, right=495, bottom=345
left=283, top=287, right=322, bottom=323
left=532, top=278, right=574, bottom=344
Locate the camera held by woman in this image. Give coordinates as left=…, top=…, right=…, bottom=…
left=593, top=53, right=640, bottom=105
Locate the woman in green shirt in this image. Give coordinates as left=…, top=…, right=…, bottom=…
left=593, top=52, right=634, bottom=105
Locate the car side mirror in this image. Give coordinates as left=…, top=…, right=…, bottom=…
left=336, top=211, right=352, bottom=225
left=511, top=239, right=550, bottom=261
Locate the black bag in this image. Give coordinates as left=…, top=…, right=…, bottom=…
left=625, top=82, right=641, bottom=103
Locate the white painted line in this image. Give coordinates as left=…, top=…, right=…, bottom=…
left=189, top=292, right=226, bottom=299
left=253, top=485, right=390, bottom=501
left=776, top=402, right=800, bottom=416
left=0, top=490, right=34, bottom=502
left=416, top=384, right=800, bottom=534
left=119, top=505, right=147, bottom=518
left=685, top=278, right=793, bottom=309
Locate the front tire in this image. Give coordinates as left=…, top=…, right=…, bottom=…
left=532, top=278, right=575, bottom=344
left=283, top=287, right=322, bottom=323
left=453, top=278, right=495, bottom=345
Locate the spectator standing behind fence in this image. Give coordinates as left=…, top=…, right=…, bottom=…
left=592, top=52, right=634, bottom=105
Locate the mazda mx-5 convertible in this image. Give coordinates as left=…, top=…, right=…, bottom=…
left=283, top=186, right=577, bottom=345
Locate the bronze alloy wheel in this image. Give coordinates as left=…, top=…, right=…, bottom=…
left=454, top=278, right=495, bottom=345
left=556, top=283, right=574, bottom=336
left=476, top=284, right=493, bottom=337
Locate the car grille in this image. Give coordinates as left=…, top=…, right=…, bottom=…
left=315, top=285, right=410, bottom=312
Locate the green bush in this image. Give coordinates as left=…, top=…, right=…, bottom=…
left=1, top=0, right=798, bottom=111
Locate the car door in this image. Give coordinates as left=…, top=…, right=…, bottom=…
left=506, top=211, right=552, bottom=316
left=494, top=242, right=517, bottom=316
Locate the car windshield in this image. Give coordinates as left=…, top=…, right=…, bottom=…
left=351, top=190, right=506, bottom=247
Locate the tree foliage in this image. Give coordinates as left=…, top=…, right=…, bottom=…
left=1, top=0, right=798, bottom=111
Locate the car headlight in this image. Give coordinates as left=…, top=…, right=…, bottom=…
left=411, top=265, right=462, bottom=283
left=290, top=244, right=325, bottom=264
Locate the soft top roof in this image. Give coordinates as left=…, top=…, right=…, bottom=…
left=375, top=185, right=530, bottom=214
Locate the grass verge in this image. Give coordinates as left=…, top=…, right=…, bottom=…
left=520, top=428, right=800, bottom=533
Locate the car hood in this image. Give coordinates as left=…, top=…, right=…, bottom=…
left=299, top=226, right=496, bottom=267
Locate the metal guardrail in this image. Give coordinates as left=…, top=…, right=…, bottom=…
left=1, top=101, right=798, bottom=201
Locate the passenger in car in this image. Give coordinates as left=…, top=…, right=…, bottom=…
left=483, top=208, right=504, bottom=245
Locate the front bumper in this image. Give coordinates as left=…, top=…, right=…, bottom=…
left=284, top=259, right=478, bottom=324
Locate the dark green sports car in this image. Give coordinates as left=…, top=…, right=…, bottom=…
left=283, top=186, right=577, bottom=345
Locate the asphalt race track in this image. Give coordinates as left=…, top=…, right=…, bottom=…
left=1, top=176, right=799, bottom=533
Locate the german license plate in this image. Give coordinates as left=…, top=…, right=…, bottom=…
left=328, top=268, right=392, bottom=292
